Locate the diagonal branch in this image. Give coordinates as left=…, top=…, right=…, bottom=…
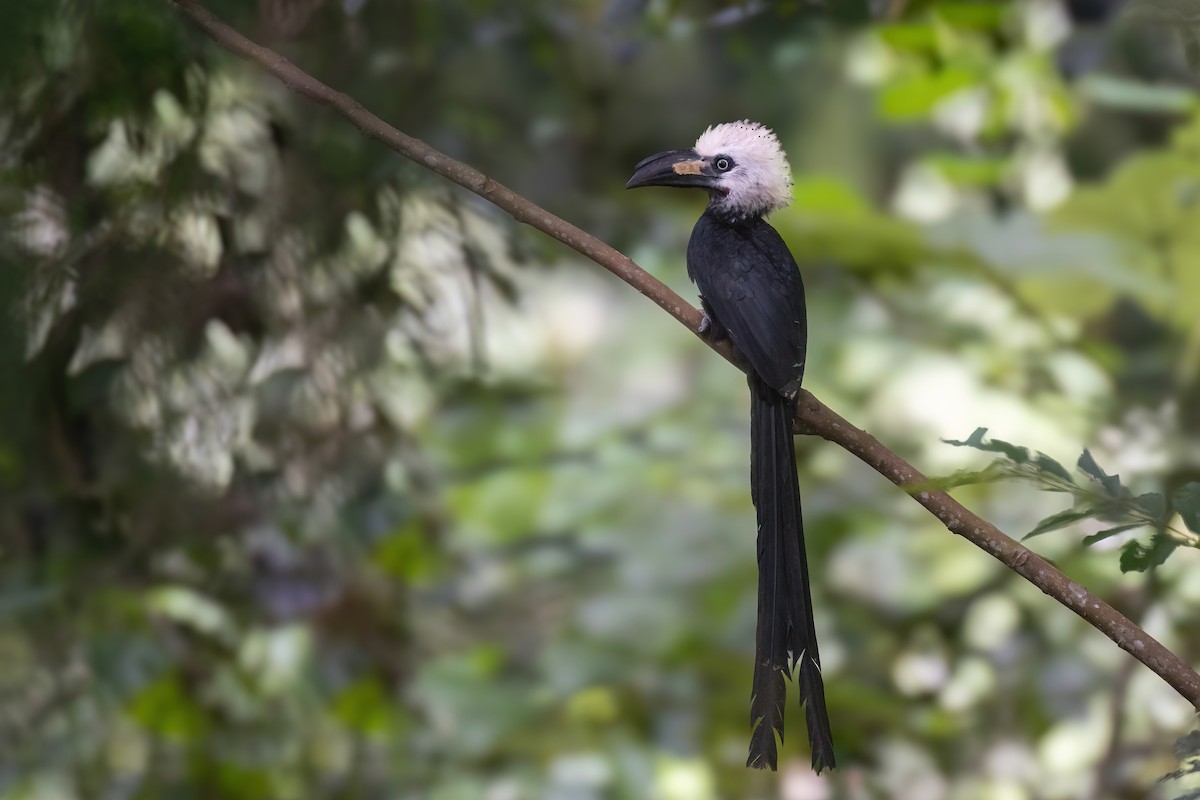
left=168, top=0, right=712, bottom=351
left=167, top=0, right=1200, bottom=709
left=794, top=397, right=1200, bottom=706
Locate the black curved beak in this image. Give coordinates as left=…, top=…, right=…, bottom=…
left=625, top=148, right=718, bottom=190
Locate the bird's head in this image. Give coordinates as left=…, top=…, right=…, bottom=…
left=625, top=120, right=792, bottom=221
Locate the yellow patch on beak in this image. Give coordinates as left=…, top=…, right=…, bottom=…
left=672, top=160, right=705, bottom=176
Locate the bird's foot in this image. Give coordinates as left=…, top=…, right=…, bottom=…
left=697, top=312, right=728, bottom=341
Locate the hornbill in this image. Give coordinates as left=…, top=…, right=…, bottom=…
left=626, top=121, right=834, bottom=772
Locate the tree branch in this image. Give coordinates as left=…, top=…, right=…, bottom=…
left=794, top=396, right=1200, bottom=706
left=167, top=0, right=1200, bottom=709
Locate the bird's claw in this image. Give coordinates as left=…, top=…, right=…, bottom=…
left=698, top=311, right=728, bottom=341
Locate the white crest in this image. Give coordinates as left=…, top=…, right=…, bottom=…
left=694, top=120, right=792, bottom=218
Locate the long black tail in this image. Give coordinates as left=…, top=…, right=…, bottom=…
left=745, top=378, right=835, bottom=772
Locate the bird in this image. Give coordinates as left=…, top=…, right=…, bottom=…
left=626, top=120, right=835, bottom=772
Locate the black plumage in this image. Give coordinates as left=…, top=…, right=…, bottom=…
left=687, top=211, right=807, bottom=395
left=627, top=128, right=835, bottom=772
left=689, top=211, right=834, bottom=772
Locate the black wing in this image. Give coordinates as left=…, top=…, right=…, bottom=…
left=687, top=213, right=807, bottom=394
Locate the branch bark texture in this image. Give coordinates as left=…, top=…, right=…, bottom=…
left=169, top=0, right=1200, bottom=709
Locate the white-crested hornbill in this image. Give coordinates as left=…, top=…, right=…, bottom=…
left=626, top=121, right=834, bottom=772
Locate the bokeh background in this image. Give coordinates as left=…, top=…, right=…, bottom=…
left=3, top=1, right=1200, bottom=798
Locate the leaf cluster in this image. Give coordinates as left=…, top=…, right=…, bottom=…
left=945, top=427, right=1200, bottom=572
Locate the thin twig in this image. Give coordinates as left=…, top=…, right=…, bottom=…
left=167, top=0, right=1200, bottom=710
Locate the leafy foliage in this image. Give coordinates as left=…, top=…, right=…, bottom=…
left=946, top=428, right=1200, bottom=571
left=1160, top=729, right=1200, bottom=799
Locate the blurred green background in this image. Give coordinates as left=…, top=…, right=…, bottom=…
left=3, top=0, right=1200, bottom=798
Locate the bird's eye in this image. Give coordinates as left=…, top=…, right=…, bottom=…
left=714, top=157, right=733, bottom=172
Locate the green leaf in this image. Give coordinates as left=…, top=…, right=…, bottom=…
left=878, top=23, right=939, bottom=54
left=1081, top=523, right=1144, bottom=547
left=129, top=675, right=210, bottom=739
left=879, top=68, right=979, bottom=120
left=1119, top=533, right=1178, bottom=573
left=944, top=427, right=989, bottom=448
left=212, top=764, right=275, bottom=800
left=934, top=1, right=1009, bottom=30
left=1172, top=482, right=1200, bottom=532
left=333, top=679, right=402, bottom=735
left=927, top=154, right=1010, bottom=187
left=1174, top=729, right=1200, bottom=760
left=943, top=428, right=1030, bottom=464
left=907, top=465, right=1007, bottom=493
left=1033, top=453, right=1074, bottom=483
left=1132, top=491, right=1167, bottom=522
left=374, top=522, right=446, bottom=584
left=791, top=176, right=870, bottom=217
left=1078, top=449, right=1121, bottom=496
left=1024, top=507, right=1093, bottom=540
